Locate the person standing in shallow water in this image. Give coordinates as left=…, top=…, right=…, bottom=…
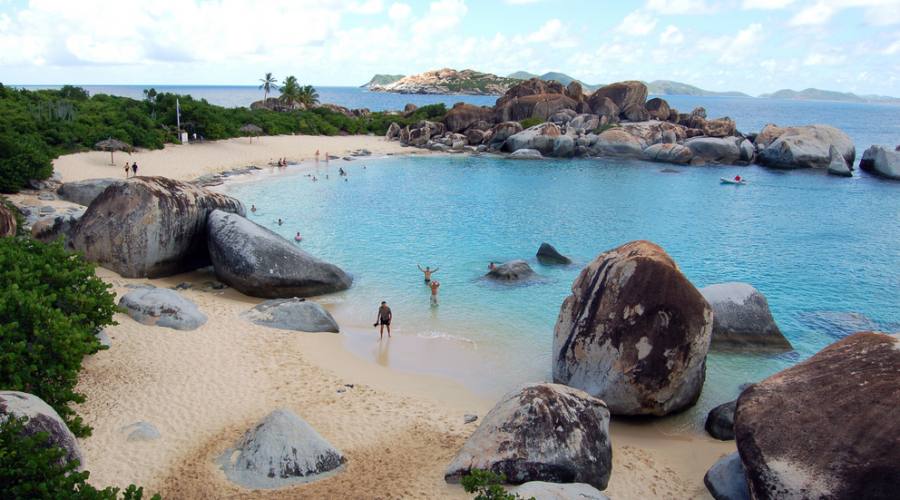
left=429, top=280, right=440, bottom=306
left=417, top=264, right=439, bottom=283
left=374, top=301, right=392, bottom=339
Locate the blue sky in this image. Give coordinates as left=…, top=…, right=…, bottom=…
left=1, top=0, right=898, bottom=95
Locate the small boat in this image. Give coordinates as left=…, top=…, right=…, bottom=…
left=720, top=177, right=747, bottom=185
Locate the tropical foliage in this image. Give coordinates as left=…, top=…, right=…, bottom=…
left=0, top=83, right=447, bottom=192
left=258, top=72, right=277, bottom=101
left=461, top=469, right=526, bottom=500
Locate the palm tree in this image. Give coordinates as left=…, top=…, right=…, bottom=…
left=279, top=76, right=301, bottom=107
left=298, top=85, right=319, bottom=107
left=259, top=72, right=277, bottom=102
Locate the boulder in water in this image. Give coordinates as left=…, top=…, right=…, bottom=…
left=71, top=177, right=245, bottom=278
left=588, top=81, right=648, bottom=120
left=445, top=383, right=612, bottom=490
left=685, top=137, right=741, bottom=164
left=859, top=145, right=900, bottom=180
left=536, top=242, right=572, bottom=265
left=826, top=145, right=852, bottom=177
left=118, top=287, right=207, bottom=331
left=700, top=283, right=792, bottom=352
left=0, top=391, right=84, bottom=468
left=508, top=149, right=543, bottom=160
left=486, top=260, right=535, bottom=281
left=734, top=332, right=900, bottom=499
left=704, top=452, right=751, bottom=500
left=643, top=143, right=693, bottom=164
left=243, top=298, right=339, bottom=333
left=218, top=409, right=345, bottom=489
left=756, top=124, right=855, bottom=169
left=207, top=210, right=352, bottom=298
left=705, top=400, right=737, bottom=440
left=553, top=240, right=713, bottom=416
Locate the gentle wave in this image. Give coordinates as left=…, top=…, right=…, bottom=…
left=416, top=330, right=478, bottom=348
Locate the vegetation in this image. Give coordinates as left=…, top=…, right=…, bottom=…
left=519, top=117, right=543, bottom=129
left=0, top=416, right=159, bottom=499
left=258, top=72, right=278, bottom=102
left=279, top=76, right=319, bottom=108
left=0, top=238, right=118, bottom=437
left=461, top=469, right=527, bottom=500
left=0, top=82, right=448, bottom=193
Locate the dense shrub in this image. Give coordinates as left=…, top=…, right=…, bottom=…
left=461, top=469, right=524, bottom=500
left=0, top=416, right=159, bottom=499
left=519, top=117, right=542, bottom=129
left=0, top=132, right=53, bottom=193
left=0, top=238, right=118, bottom=437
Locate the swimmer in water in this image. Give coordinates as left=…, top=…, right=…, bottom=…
left=251, top=204, right=257, bottom=213
left=277, top=218, right=283, bottom=226
left=294, top=232, right=302, bottom=242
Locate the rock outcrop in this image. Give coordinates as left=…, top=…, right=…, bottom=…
left=705, top=400, right=737, bottom=440
left=0, top=203, right=16, bottom=237
left=508, top=149, right=544, bottom=160
left=443, top=103, right=496, bottom=133
left=704, top=452, right=751, bottom=500
left=644, top=98, right=671, bottom=121
left=119, top=286, right=207, bottom=331
left=0, top=391, right=84, bottom=468
left=588, top=81, right=648, bottom=121
left=859, top=145, right=900, bottom=180
left=643, top=143, right=693, bottom=164
left=587, top=129, right=643, bottom=157
left=71, top=177, right=245, bottom=278
left=685, top=137, right=741, bottom=164
left=735, top=332, right=900, bottom=499
left=218, top=409, right=345, bottom=489
left=207, top=210, right=352, bottom=298
left=700, top=283, right=791, bottom=352
left=445, top=383, right=612, bottom=490
left=30, top=209, right=84, bottom=248
left=756, top=124, right=855, bottom=169
left=370, top=68, right=519, bottom=95
left=494, top=78, right=587, bottom=122
left=553, top=240, right=713, bottom=416
left=536, top=242, right=572, bottom=265
left=486, top=260, right=536, bottom=281
left=57, top=178, right=121, bottom=207
left=242, top=298, right=340, bottom=333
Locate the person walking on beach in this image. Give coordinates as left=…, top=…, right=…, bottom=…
left=418, top=264, right=439, bottom=283
left=374, top=301, right=392, bottom=339
left=429, top=280, right=441, bottom=306
left=124, top=162, right=130, bottom=178
left=131, top=162, right=138, bottom=176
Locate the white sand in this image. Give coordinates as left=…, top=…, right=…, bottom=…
left=46, top=136, right=735, bottom=498
left=53, top=134, right=419, bottom=183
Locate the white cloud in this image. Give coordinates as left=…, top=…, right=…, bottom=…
left=412, top=0, right=468, bottom=37
left=616, top=10, right=658, bottom=36
left=347, top=0, right=384, bottom=14
left=526, top=19, right=578, bottom=48
left=742, top=0, right=795, bottom=8
left=659, top=25, right=684, bottom=44
left=388, top=2, right=411, bottom=21
left=789, top=0, right=900, bottom=26
left=883, top=39, right=900, bottom=54
left=645, top=0, right=715, bottom=13
left=698, top=23, right=763, bottom=63
left=504, top=0, right=543, bottom=3
left=803, top=51, right=847, bottom=65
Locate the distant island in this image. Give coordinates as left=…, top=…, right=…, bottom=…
left=759, top=88, right=900, bottom=104
left=361, top=68, right=899, bottom=104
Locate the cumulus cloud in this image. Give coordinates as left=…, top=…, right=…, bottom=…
left=742, top=0, right=796, bottom=8
left=616, top=10, right=658, bottom=36
left=659, top=25, right=684, bottom=44
left=388, top=2, right=412, bottom=21
left=645, top=0, right=716, bottom=14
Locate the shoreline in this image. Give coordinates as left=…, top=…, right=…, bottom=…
left=37, top=135, right=739, bottom=498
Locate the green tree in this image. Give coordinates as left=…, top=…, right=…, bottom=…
left=279, top=75, right=300, bottom=107
left=0, top=132, right=53, bottom=193
left=0, top=416, right=160, bottom=499
left=0, top=238, right=118, bottom=437
left=258, top=72, right=277, bottom=102
left=298, top=85, right=319, bottom=107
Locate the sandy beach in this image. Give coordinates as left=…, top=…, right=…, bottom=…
left=50, top=135, right=738, bottom=499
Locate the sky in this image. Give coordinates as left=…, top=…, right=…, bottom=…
left=1, top=0, right=899, bottom=96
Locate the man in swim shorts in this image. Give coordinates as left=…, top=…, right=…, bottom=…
left=429, top=280, right=440, bottom=306
left=417, top=264, right=439, bottom=283
left=374, top=301, right=392, bottom=339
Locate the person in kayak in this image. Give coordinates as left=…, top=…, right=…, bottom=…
left=734, top=175, right=742, bottom=182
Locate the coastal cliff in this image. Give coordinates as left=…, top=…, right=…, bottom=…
left=368, top=68, right=521, bottom=95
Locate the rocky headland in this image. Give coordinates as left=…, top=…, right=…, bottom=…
left=368, top=68, right=521, bottom=95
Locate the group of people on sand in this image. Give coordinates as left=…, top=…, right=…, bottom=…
left=276, top=157, right=288, bottom=167
left=124, top=162, right=139, bottom=177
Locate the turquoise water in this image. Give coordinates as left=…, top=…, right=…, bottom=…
left=225, top=155, right=899, bottom=426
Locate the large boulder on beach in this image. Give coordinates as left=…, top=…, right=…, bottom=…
left=119, top=286, right=207, bottom=330
left=31, top=209, right=84, bottom=248
left=385, top=122, right=401, bottom=140
left=0, top=204, right=16, bottom=237
left=0, top=391, right=84, bottom=468
left=553, top=240, right=713, bottom=416
left=444, top=103, right=496, bottom=133
left=503, top=123, right=561, bottom=156
left=859, top=145, right=900, bottom=180
left=588, top=81, right=648, bottom=120
left=734, top=332, right=900, bottom=500
left=536, top=242, right=572, bottom=265
left=704, top=452, right=751, bottom=500
left=489, top=121, right=524, bottom=145
left=588, top=129, right=643, bottom=157
left=705, top=400, right=737, bottom=440
left=207, top=210, right=352, bottom=298
left=242, top=298, right=339, bottom=333
left=71, top=177, right=245, bottom=278
left=486, top=260, right=535, bottom=281
left=218, top=409, right=345, bottom=489
left=700, top=283, right=791, bottom=352
left=57, top=178, right=121, bottom=207
left=445, top=383, right=612, bottom=490
left=685, top=137, right=741, bottom=164
left=643, top=143, right=693, bottom=164
left=756, top=124, right=855, bottom=169
left=644, top=98, right=671, bottom=121
left=510, top=482, right=609, bottom=500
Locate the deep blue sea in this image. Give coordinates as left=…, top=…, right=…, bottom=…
left=20, top=85, right=900, bottom=150
left=224, top=154, right=899, bottom=428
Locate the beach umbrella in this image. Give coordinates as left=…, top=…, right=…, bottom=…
left=94, top=137, right=132, bottom=165
left=240, top=123, right=263, bottom=143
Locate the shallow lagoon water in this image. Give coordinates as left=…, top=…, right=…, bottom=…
left=225, top=155, right=899, bottom=427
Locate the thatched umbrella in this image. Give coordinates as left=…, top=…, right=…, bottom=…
left=95, top=137, right=132, bottom=165
left=240, top=124, right=263, bottom=143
